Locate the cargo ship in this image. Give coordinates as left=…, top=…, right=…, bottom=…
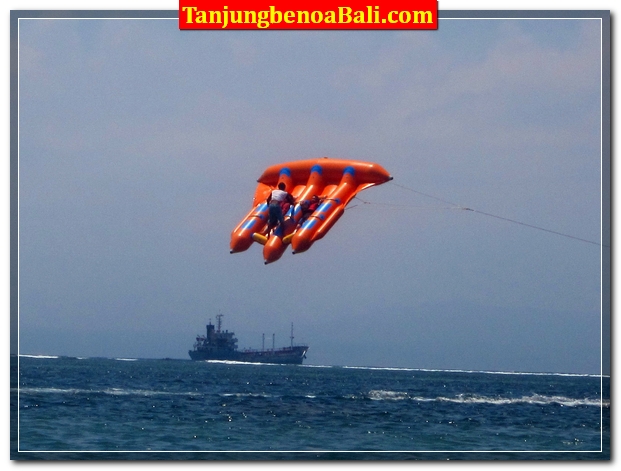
left=189, top=314, right=308, bottom=364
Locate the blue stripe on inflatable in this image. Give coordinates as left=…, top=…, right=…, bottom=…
left=317, top=202, right=331, bottom=213
left=302, top=219, right=317, bottom=230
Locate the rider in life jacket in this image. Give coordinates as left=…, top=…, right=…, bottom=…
left=298, top=195, right=323, bottom=227
left=266, top=182, right=295, bottom=236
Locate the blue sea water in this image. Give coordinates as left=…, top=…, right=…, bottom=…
left=11, top=355, right=609, bottom=460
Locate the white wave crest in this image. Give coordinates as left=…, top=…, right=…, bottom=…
left=15, top=386, right=201, bottom=397
left=351, top=391, right=608, bottom=408
left=220, top=392, right=275, bottom=398
left=425, top=394, right=609, bottom=408
left=368, top=390, right=409, bottom=401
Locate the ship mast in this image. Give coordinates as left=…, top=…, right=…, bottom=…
left=216, top=313, right=223, bottom=333
left=290, top=322, right=294, bottom=347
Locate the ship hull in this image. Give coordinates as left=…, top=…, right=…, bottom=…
left=189, top=346, right=308, bottom=365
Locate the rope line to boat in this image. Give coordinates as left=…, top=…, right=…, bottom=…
left=348, top=181, right=608, bottom=248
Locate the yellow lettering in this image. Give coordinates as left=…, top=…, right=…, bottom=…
left=297, top=11, right=310, bottom=24
left=310, top=11, right=323, bottom=23
left=257, top=10, right=270, bottom=28
left=230, top=10, right=242, bottom=24
left=209, top=10, right=222, bottom=24
left=244, top=11, right=257, bottom=24
left=182, top=6, right=197, bottom=24
left=284, top=11, right=295, bottom=23
left=412, top=11, right=433, bottom=24
left=195, top=10, right=207, bottom=23
left=270, top=6, right=282, bottom=24
left=339, top=7, right=352, bottom=23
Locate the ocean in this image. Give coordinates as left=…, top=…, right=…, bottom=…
left=11, top=355, right=610, bottom=460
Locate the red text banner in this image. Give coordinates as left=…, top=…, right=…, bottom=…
left=179, top=1, right=438, bottom=30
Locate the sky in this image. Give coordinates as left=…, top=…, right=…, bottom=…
left=11, top=2, right=610, bottom=375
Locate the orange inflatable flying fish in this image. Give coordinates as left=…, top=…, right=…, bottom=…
left=230, top=157, right=393, bottom=264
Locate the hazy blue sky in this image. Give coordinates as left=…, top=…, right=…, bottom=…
left=14, top=7, right=607, bottom=374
